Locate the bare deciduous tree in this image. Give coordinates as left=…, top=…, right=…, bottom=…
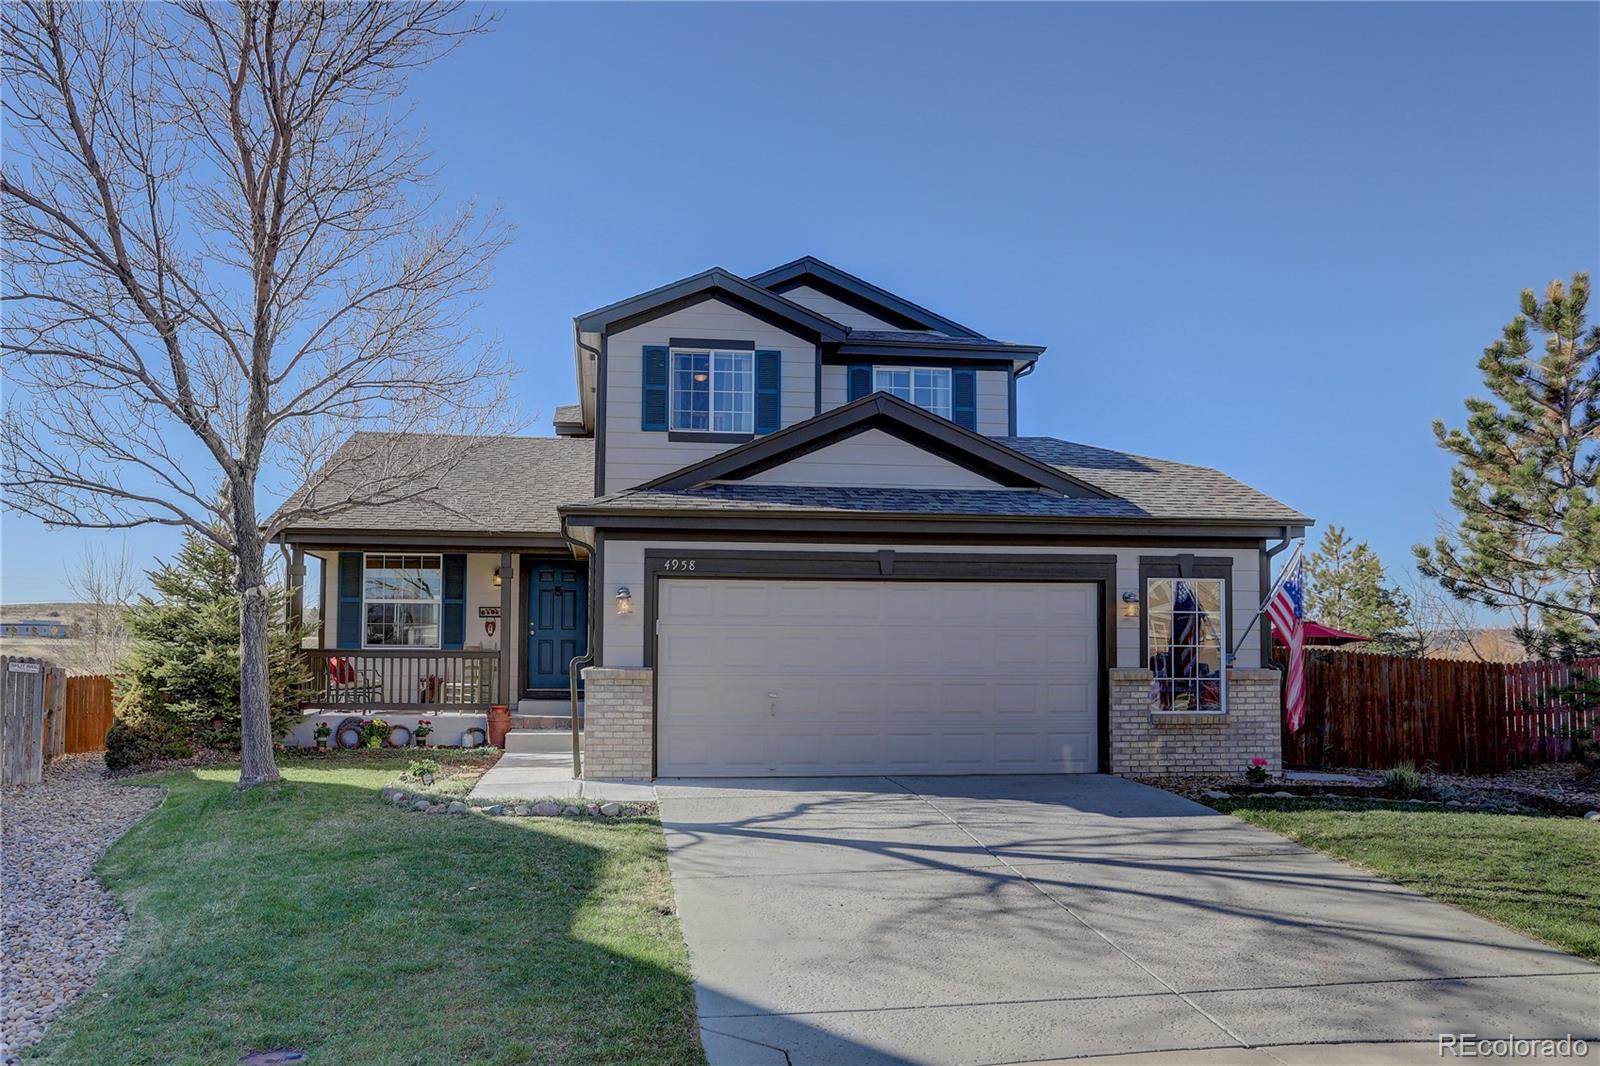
left=66, top=542, right=138, bottom=674
left=2, top=1, right=516, bottom=786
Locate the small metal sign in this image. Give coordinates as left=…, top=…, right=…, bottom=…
left=478, top=606, right=501, bottom=619
left=484, top=620, right=497, bottom=637
left=7, top=661, right=41, bottom=674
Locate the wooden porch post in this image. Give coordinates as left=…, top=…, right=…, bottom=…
left=499, top=551, right=515, bottom=707
left=288, top=544, right=305, bottom=637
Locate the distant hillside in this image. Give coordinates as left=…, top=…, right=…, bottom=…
left=0, top=601, right=119, bottom=674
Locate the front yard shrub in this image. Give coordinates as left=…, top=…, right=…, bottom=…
left=1383, top=761, right=1423, bottom=794
left=108, top=529, right=306, bottom=771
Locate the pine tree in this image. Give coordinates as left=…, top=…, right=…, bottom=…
left=1416, top=273, right=1600, bottom=656
left=107, top=531, right=305, bottom=769
left=1306, top=525, right=1414, bottom=654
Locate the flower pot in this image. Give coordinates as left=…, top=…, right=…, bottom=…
left=488, top=705, right=511, bottom=749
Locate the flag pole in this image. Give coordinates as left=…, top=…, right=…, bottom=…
left=1229, top=540, right=1302, bottom=662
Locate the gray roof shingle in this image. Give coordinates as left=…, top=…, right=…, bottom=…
left=553, top=403, right=583, bottom=426
left=277, top=433, right=594, bottom=535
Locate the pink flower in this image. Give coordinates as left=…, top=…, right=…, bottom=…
left=1251, top=757, right=1268, bottom=767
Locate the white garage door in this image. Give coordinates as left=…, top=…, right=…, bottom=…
left=657, top=579, right=1099, bottom=777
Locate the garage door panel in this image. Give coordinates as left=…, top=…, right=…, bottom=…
left=657, top=579, right=1099, bottom=776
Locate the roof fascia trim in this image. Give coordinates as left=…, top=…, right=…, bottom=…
left=748, top=257, right=984, bottom=339
left=574, top=268, right=847, bottom=341
left=636, top=392, right=1113, bottom=498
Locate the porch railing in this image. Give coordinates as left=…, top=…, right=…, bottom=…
left=300, top=649, right=500, bottom=711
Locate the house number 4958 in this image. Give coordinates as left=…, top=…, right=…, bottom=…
left=664, top=558, right=697, bottom=571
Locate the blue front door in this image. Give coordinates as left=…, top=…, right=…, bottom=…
left=527, top=564, right=586, bottom=690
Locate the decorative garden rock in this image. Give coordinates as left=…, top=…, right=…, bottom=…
left=483, top=805, right=504, bottom=816
left=530, top=802, right=560, bottom=816
left=560, top=805, right=580, bottom=817
left=1585, top=810, right=1600, bottom=821
left=446, top=801, right=467, bottom=815
left=411, top=799, right=431, bottom=812
left=599, top=802, right=622, bottom=817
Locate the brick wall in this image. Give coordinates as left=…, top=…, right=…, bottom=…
left=1108, top=668, right=1282, bottom=776
left=581, top=667, right=653, bottom=779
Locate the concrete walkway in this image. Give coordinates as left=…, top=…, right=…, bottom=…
left=655, top=774, right=1599, bottom=1065
left=466, top=752, right=655, bottom=804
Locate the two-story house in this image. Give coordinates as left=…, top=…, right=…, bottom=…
left=277, top=257, right=1309, bottom=778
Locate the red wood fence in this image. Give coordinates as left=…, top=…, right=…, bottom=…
left=64, top=675, right=114, bottom=754
left=1283, top=652, right=1600, bottom=774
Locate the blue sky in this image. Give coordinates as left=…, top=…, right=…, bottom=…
left=3, top=1, right=1597, bottom=604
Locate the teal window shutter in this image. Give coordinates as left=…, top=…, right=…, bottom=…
left=642, top=346, right=669, bottom=430
left=848, top=365, right=872, bottom=401
left=952, top=369, right=977, bottom=429
left=442, top=554, right=466, bottom=650
left=755, top=349, right=781, bottom=433
left=337, top=553, right=362, bottom=649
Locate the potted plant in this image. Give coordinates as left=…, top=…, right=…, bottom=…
left=361, top=717, right=392, bottom=749
left=1244, top=757, right=1270, bottom=786
left=414, top=718, right=433, bottom=748
left=313, top=721, right=331, bottom=750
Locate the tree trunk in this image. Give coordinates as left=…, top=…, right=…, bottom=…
left=234, top=513, right=280, bottom=789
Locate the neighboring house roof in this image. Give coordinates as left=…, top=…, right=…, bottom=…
left=748, top=256, right=985, bottom=339
left=274, top=433, right=594, bottom=537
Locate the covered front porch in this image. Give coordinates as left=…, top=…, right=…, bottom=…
left=282, top=536, right=591, bottom=741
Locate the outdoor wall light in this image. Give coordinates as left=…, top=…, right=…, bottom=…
left=1120, top=591, right=1140, bottom=619
left=492, top=566, right=511, bottom=588
left=615, top=586, right=634, bottom=616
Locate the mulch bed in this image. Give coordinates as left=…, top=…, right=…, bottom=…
left=1141, top=761, right=1600, bottom=818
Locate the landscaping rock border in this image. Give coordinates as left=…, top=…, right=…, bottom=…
left=1, top=755, right=164, bottom=1063
left=379, top=787, right=654, bottom=819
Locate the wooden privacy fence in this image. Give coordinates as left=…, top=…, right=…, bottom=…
left=1285, top=652, right=1600, bottom=774
left=2, top=659, right=115, bottom=785
left=64, top=675, right=114, bottom=754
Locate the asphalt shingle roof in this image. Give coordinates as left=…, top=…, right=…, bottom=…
left=574, top=484, right=1149, bottom=518
left=276, top=433, right=593, bottom=535
left=1000, top=437, right=1309, bottom=523
left=553, top=403, right=583, bottom=426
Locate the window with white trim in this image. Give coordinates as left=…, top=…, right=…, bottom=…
left=1146, top=577, right=1226, bottom=712
left=671, top=349, right=754, bottom=433
left=364, top=553, right=442, bottom=648
left=874, top=366, right=951, bottom=419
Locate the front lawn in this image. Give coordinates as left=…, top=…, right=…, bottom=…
left=1214, top=798, right=1600, bottom=962
left=31, top=751, right=703, bottom=1066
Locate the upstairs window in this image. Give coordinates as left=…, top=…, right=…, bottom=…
left=874, top=366, right=952, bottom=419
left=672, top=349, right=754, bottom=434
left=1146, top=577, right=1226, bottom=712
left=364, top=553, right=442, bottom=648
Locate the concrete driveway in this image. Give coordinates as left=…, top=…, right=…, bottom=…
left=656, top=775, right=1599, bottom=1065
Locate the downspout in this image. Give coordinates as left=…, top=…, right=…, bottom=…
left=1230, top=525, right=1298, bottom=664
left=561, top=519, right=597, bottom=779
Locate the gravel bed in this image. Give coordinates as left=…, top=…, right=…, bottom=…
left=1, top=755, right=163, bottom=1062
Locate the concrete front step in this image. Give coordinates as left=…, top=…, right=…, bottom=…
left=505, top=728, right=581, bottom=754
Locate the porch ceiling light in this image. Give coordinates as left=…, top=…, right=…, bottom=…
left=615, top=585, right=633, bottom=616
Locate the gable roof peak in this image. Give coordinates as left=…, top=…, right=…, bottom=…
left=747, top=256, right=985, bottom=339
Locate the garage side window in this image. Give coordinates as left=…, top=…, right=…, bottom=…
left=1146, top=578, right=1225, bottom=712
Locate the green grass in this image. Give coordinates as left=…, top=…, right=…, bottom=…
left=1217, top=798, right=1600, bottom=961
left=31, top=751, right=704, bottom=1066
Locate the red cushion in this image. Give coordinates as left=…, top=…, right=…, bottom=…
left=328, top=657, right=355, bottom=684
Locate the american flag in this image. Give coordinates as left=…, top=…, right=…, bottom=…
left=1266, top=547, right=1307, bottom=732
left=1173, top=581, right=1201, bottom=679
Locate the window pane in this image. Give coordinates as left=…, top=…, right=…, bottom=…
left=1147, top=577, right=1226, bottom=711
left=365, top=557, right=440, bottom=601
left=712, top=351, right=753, bottom=433
left=672, top=351, right=711, bottom=430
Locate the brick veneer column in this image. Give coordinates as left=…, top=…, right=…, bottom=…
left=580, top=667, right=654, bottom=779
left=1108, top=667, right=1282, bottom=776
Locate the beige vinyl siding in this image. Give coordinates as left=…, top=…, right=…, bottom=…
left=740, top=428, right=1004, bottom=488
left=777, top=285, right=900, bottom=330
left=821, top=366, right=1012, bottom=434
left=599, top=540, right=1264, bottom=673
left=603, top=298, right=816, bottom=493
